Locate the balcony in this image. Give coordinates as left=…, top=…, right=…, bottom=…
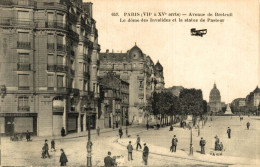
left=17, top=41, right=31, bottom=49
left=17, top=63, right=31, bottom=71
left=47, top=65, right=68, bottom=73
left=86, top=24, right=91, bottom=33
left=47, top=43, right=55, bottom=50
left=0, top=0, right=36, bottom=7
left=18, top=106, right=30, bottom=112
left=18, top=86, right=30, bottom=90
left=70, top=88, right=79, bottom=95
left=37, top=2, right=67, bottom=11
left=57, top=87, right=67, bottom=92
left=0, top=18, right=36, bottom=27
left=57, top=44, right=66, bottom=52
left=80, top=90, right=94, bottom=97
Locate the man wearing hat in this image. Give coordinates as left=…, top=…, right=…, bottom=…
left=127, top=141, right=134, bottom=161
left=172, top=135, right=178, bottom=152
left=104, top=151, right=115, bottom=167
left=142, top=143, right=149, bottom=165
left=136, top=135, right=142, bottom=150
left=227, top=127, right=231, bottom=139
left=59, top=149, right=68, bottom=166
left=43, top=139, right=50, bottom=158
left=199, top=137, right=206, bottom=154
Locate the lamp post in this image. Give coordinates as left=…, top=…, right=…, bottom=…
left=189, top=122, right=193, bottom=156
left=85, top=107, right=92, bottom=167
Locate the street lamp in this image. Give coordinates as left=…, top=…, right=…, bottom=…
left=85, top=107, right=92, bottom=167
left=189, top=122, right=193, bottom=156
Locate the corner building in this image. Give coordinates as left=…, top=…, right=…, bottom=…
left=100, top=45, right=164, bottom=124
left=0, top=0, right=100, bottom=136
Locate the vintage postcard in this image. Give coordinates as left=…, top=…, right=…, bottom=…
left=0, top=0, right=259, bottom=166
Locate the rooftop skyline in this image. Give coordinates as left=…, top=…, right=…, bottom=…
left=87, top=0, right=259, bottom=103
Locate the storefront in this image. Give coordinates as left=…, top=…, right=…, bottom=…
left=0, top=113, right=37, bottom=136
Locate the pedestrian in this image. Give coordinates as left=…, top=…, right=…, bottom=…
left=43, top=139, right=50, bottom=158
left=51, top=139, right=55, bottom=152
left=146, top=123, right=149, bottom=130
left=136, top=135, right=142, bottom=150
left=198, top=126, right=200, bottom=136
left=199, top=137, right=206, bottom=154
left=247, top=122, right=250, bottom=130
left=26, top=130, right=30, bottom=142
left=119, top=127, right=123, bottom=138
left=214, top=135, right=220, bottom=151
left=97, top=127, right=100, bottom=136
left=169, top=125, right=173, bottom=131
left=59, top=149, right=68, bottom=166
left=142, top=143, right=149, bottom=165
left=127, top=141, right=133, bottom=161
left=104, top=151, right=115, bottom=167
left=219, top=142, right=224, bottom=151
left=61, top=127, right=66, bottom=137
left=227, top=127, right=231, bottom=139
left=172, top=135, right=178, bottom=152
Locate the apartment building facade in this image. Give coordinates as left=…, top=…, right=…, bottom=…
left=100, top=44, right=164, bottom=124
left=0, top=0, right=100, bottom=136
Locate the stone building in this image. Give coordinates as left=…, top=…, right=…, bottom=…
left=208, top=83, right=225, bottom=113
left=100, top=44, right=164, bottom=124
left=0, top=0, right=100, bottom=136
left=246, top=86, right=260, bottom=108
left=99, top=72, right=129, bottom=128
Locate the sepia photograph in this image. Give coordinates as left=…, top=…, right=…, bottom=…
left=0, top=0, right=259, bottom=166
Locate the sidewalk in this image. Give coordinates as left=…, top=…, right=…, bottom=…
left=1, top=124, right=143, bottom=142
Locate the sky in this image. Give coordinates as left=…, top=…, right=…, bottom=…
left=85, top=0, right=259, bottom=103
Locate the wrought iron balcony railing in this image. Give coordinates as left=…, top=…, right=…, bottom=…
left=0, top=0, right=36, bottom=7
left=57, top=44, right=66, bottom=52
left=17, top=63, right=31, bottom=71
left=18, top=106, right=30, bottom=111
left=47, top=43, right=55, bottom=50
left=17, top=41, right=31, bottom=49
left=47, top=65, right=68, bottom=73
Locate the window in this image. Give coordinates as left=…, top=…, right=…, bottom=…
left=18, top=11, right=29, bottom=21
left=18, top=32, right=29, bottom=43
left=47, top=54, right=54, bottom=65
left=71, top=60, right=74, bottom=70
left=18, top=74, right=29, bottom=89
left=93, top=83, right=96, bottom=92
left=139, top=81, right=143, bottom=88
left=57, top=35, right=64, bottom=45
left=47, top=12, right=54, bottom=27
left=133, top=63, right=136, bottom=68
left=47, top=34, right=54, bottom=50
left=84, top=81, right=88, bottom=91
left=112, top=64, right=115, bottom=69
left=57, top=13, right=64, bottom=23
left=18, top=97, right=29, bottom=111
left=47, top=75, right=54, bottom=89
left=19, top=53, right=29, bottom=63
left=123, top=64, right=127, bottom=70
left=57, top=75, right=64, bottom=88
left=57, top=55, right=63, bottom=65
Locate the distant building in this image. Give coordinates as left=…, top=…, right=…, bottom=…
left=231, top=98, right=246, bottom=107
left=99, top=72, right=129, bottom=128
left=100, top=44, right=164, bottom=124
left=208, top=83, right=225, bottom=113
left=246, top=86, right=260, bottom=107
